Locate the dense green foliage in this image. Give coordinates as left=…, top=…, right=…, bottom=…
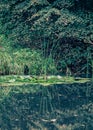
left=0, top=0, right=93, bottom=76
left=0, top=48, right=57, bottom=75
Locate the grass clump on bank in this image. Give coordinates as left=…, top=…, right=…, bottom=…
left=0, top=48, right=57, bottom=76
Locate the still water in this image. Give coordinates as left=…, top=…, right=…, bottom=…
left=0, top=83, right=93, bottom=130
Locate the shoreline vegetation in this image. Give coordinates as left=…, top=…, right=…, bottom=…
left=0, top=0, right=93, bottom=129
left=0, top=75, right=91, bottom=87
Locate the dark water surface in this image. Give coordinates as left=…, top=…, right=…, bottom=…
left=0, top=83, right=93, bottom=130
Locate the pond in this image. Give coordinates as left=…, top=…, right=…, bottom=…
left=0, top=82, right=93, bottom=130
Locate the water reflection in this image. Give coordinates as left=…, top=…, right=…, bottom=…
left=0, top=83, right=93, bottom=130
